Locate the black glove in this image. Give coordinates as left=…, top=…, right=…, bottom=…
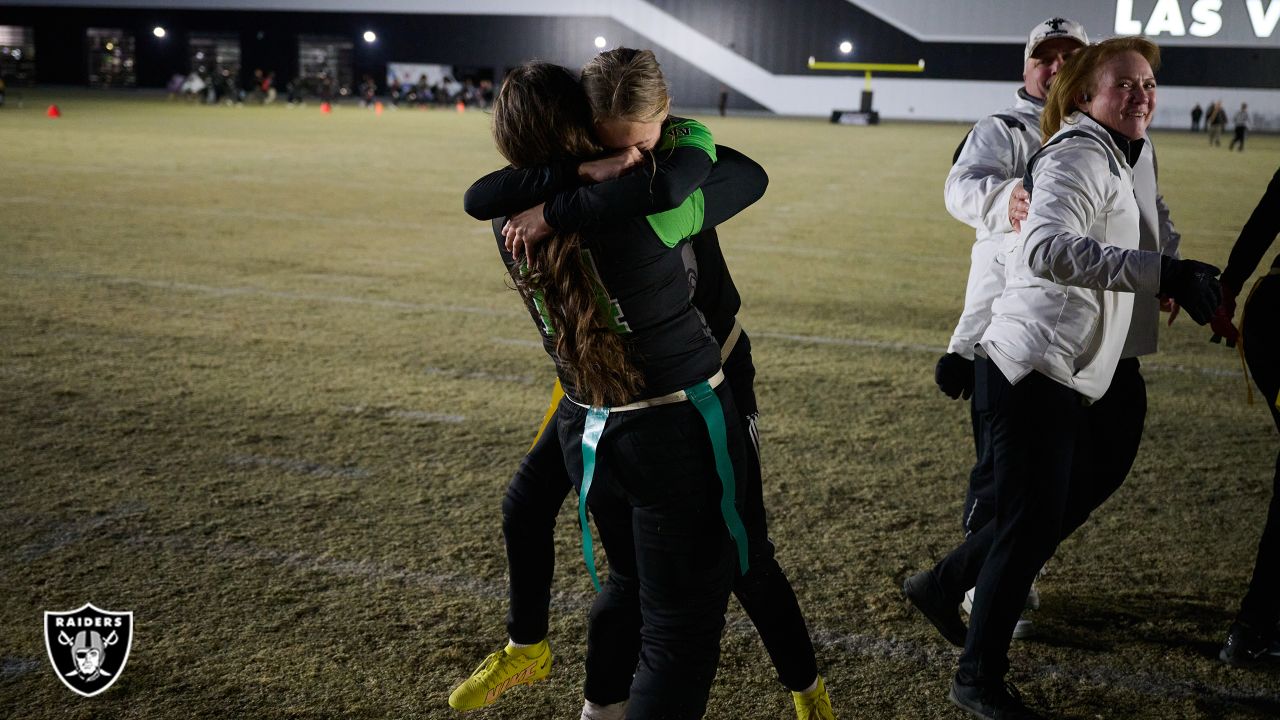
left=1158, top=256, right=1221, bottom=326
left=935, top=352, right=974, bottom=400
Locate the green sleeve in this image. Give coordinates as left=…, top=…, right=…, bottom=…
left=645, top=118, right=715, bottom=246
left=645, top=188, right=705, bottom=248
left=657, top=118, right=717, bottom=162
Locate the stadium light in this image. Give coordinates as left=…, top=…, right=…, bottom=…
left=363, top=30, right=377, bottom=43
left=152, top=26, right=166, bottom=39
left=839, top=40, right=853, bottom=54
left=594, top=36, right=607, bottom=49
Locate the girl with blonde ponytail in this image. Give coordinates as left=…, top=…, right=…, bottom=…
left=455, top=59, right=773, bottom=720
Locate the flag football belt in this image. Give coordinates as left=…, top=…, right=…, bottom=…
left=1235, top=270, right=1279, bottom=410
left=720, top=318, right=743, bottom=364
left=573, top=368, right=750, bottom=591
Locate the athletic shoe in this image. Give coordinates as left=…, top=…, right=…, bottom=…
left=581, top=698, right=628, bottom=720
left=949, top=678, right=1047, bottom=720
left=792, top=675, right=835, bottom=720
left=903, top=570, right=967, bottom=647
left=1219, top=622, right=1280, bottom=667
left=961, top=588, right=1036, bottom=640
left=448, top=640, right=552, bottom=711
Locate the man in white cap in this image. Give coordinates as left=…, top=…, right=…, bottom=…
left=919, top=14, right=1090, bottom=644
left=909, top=16, right=1186, bottom=720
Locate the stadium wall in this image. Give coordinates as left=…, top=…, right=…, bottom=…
left=2, top=0, right=1278, bottom=127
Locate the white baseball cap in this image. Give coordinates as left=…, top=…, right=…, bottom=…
left=1025, top=17, right=1088, bottom=61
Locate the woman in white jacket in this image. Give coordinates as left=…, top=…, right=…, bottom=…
left=907, top=37, right=1222, bottom=720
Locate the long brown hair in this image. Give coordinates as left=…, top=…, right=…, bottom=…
left=491, top=62, right=643, bottom=406
left=1041, top=36, right=1161, bottom=142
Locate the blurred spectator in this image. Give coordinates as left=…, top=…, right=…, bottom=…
left=1207, top=100, right=1227, bottom=146
left=1230, top=103, right=1250, bottom=152
left=359, top=74, right=377, bottom=107
left=1191, top=102, right=1202, bottom=131
left=0, top=76, right=6, bottom=107
left=181, top=71, right=206, bottom=102
left=263, top=71, right=277, bottom=104
left=286, top=76, right=304, bottom=105
left=166, top=73, right=185, bottom=100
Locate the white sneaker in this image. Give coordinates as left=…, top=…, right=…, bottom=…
left=581, top=699, right=628, bottom=720
left=961, top=587, right=1035, bottom=640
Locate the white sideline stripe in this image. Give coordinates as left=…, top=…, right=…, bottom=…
left=98, top=530, right=1280, bottom=712
left=226, top=454, right=370, bottom=480
left=423, top=366, right=536, bottom=385
left=5, top=269, right=519, bottom=318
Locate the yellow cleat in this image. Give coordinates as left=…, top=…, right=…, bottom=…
left=792, top=675, right=835, bottom=720
left=448, top=640, right=553, bottom=711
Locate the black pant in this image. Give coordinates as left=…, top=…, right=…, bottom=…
left=501, top=337, right=818, bottom=695
left=1231, top=125, right=1247, bottom=151
left=560, top=381, right=743, bottom=719
left=963, top=392, right=997, bottom=534
left=943, top=357, right=1146, bottom=685
left=1238, top=276, right=1280, bottom=629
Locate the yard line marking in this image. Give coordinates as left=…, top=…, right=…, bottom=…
left=389, top=410, right=467, bottom=423
left=0, top=195, right=441, bottom=234
left=107, top=530, right=1280, bottom=713
left=753, top=331, right=939, bottom=354
left=17, top=502, right=148, bottom=563
left=4, top=269, right=520, bottom=318
left=753, top=332, right=1244, bottom=379
left=0, top=658, right=42, bottom=679
left=491, top=337, right=544, bottom=349
left=338, top=404, right=467, bottom=424
left=423, top=366, right=537, bottom=385
left=226, top=454, right=370, bottom=480
left=3, top=269, right=1246, bottom=380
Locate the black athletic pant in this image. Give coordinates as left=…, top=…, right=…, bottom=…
left=1237, top=275, right=1280, bottom=630
left=501, top=335, right=819, bottom=692
left=1231, top=125, right=1247, bottom=151
left=945, top=357, right=1146, bottom=685
left=502, top=414, right=571, bottom=646
left=963, top=392, right=997, bottom=534
left=560, top=380, right=744, bottom=720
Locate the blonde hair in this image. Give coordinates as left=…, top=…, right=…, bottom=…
left=581, top=48, right=670, bottom=123
left=1041, top=36, right=1161, bottom=142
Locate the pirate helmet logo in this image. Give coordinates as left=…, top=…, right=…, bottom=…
left=43, top=603, right=133, bottom=697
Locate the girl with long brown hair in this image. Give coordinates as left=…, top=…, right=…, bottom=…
left=466, top=60, right=767, bottom=719
left=458, top=49, right=832, bottom=720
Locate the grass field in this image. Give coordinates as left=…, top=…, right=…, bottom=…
left=1, top=89, right=1278, bottom=719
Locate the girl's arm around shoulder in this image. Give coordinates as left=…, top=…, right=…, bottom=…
left=463, top=161, right=579, bottom=221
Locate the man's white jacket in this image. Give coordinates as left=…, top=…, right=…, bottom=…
left=980, top=113, right=1165, bottom=401
left=943, top=90, right=1044, bottom=359
left=944, top=94, right=1180, bottom=363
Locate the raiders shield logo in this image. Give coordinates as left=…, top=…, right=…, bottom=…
left=43, top=603, right=133, bottom=697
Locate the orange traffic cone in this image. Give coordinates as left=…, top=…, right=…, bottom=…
left=375, top=101, right=383, bottom=116
left=46, top=104, right=61, bottom=118
left=455, top=100, right=465, bottom=113
left=320, top=101, right=332, bottom=114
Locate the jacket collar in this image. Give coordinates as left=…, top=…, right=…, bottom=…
left=1074, top=112, right=1145, bottom=169
left=1017, top=88, right=1045, bottom=108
